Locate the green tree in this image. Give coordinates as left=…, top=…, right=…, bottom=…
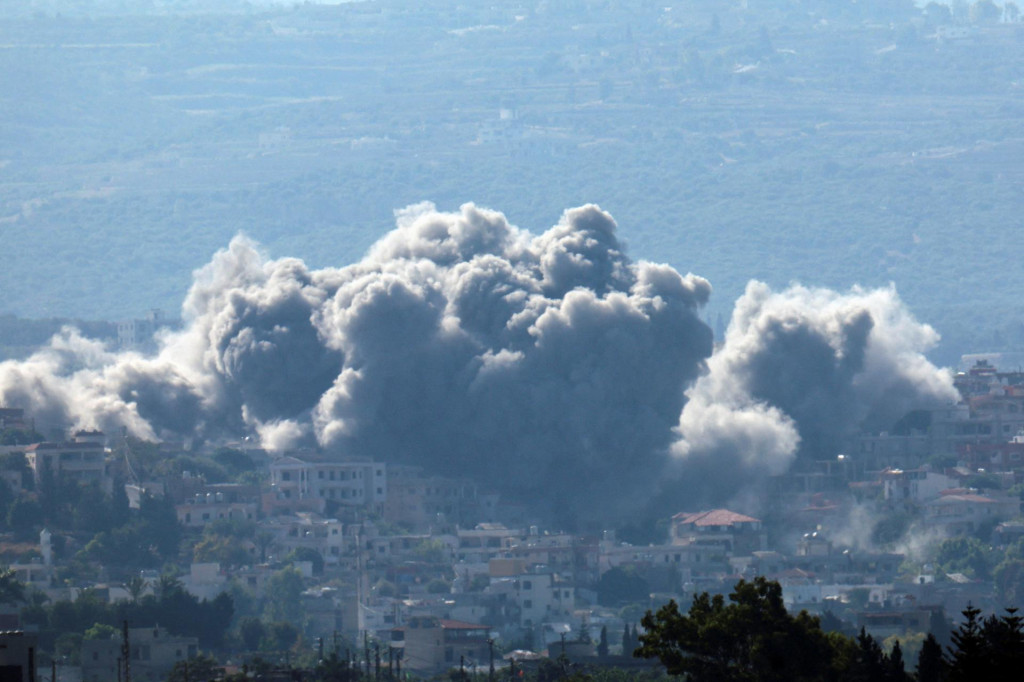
left=597, top=625, right=609, bottom=657
left=916, top=632, right=946, bottom=682
left=597, top=566, right=650, bottom=607
left=193, top=534, right=252, bottom=566
left=0, top=567, right=25, bottom=607
left=264, top=566, right=305, bottom=626
left=239, top=616, right=265, bottom=652
left=84, top=622, right=118, bottom=640
left=636, top=577, right=856, bottom=681
left=284, top=546, right=324, bottom=576
left=166, top=653, right=221, bottom=682
left=936, top=538, right=993, bottom=580
left=947, top=604, right=987, bottom=680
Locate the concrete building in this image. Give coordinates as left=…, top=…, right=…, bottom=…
left=0, top=631, right=37, bottom=682
left=176, top=485, right=259, bottom=528
left=24, top=435, right=111, bottom=493
left=82, top=626, right=197, bottom=682
left=268, top=457, right=386, bottom=513
left=258, top=512, right=347, bottom=565
left=385, top=465, right=497, bottom=532
left=396, top=616, right=491, bottom=675
left=671, top=509, right=767, bottom=556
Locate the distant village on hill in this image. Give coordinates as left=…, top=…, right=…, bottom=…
left=2, top=355, right=1024, bottom=679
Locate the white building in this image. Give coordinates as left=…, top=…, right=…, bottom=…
left=269, top=456, right=386, bottom=511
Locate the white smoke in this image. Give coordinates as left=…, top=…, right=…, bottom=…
left=674, top=281, right=958, bottom=490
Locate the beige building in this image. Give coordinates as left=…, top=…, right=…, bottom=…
left=82, top=626, right=197, bottom=682
left=24, top=434, right=112, bottom=493
left=396, top=616, right=491, bottom=675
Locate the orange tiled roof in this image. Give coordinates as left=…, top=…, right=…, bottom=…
left=673, top=509, right=761, bottom=526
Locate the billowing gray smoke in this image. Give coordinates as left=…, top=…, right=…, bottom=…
left=673, top=281, right=958, bottom=504
left=0, top=204, right=956, bottom=521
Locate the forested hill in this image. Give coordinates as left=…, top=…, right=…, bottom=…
left=1, top=0, right=1021, bottom=365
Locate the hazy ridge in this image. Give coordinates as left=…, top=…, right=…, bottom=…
left=0, top=0, right=1021, bottom=364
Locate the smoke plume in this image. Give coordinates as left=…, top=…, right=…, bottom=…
left=0, top=204, right=957, bottom=521
left=673, top=281, right=957, bottom=505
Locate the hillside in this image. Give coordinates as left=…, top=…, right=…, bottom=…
left=0, top=0, right=1021, bottom=364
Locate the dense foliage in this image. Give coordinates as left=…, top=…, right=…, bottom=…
left=636, top=578, right=1024, bottom=682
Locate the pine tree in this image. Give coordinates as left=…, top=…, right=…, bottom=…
left=849, top=628, right=886, bottom=681
left=885, top=640, right=909, bottom=682
left=916, top=633, right=946, bottom=682
left=947, top=604, right=990, bottom=681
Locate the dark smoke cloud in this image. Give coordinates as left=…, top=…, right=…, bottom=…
left=0, top=204, right=956, bottom=521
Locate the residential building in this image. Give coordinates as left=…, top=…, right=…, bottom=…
left=82, top=626, right=197, bottom=682
left=24, top=434, right=112, bottom=493
left=396, top=616, right=491, bottom=675
left=0, top=631, right=37, bottom=682
left=268, top=456, right=385, bottom=513
left=671, top=509, right=767, bottom=555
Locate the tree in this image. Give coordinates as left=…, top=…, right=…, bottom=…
left=239, top=616, right=265, bottom=652
left=970, top=0, right=1002, bottom=23
left=166, top=654, right=221, bottom=682
left=284, top=546, right=324, bottom=576
left=916, top=632, right=946, bottom=682
left=886, top=640, right=910, bottom=682
left=123, top=575, right=147, bottom=603
left=849, top=627, right=886, bottom=681
left=597, top=566, right=650, bottom=607
left=636, top=578, right=855, bottom=681
left=947, top=604, right=988, bottom=680
left=264, top=566, right=305, bottom=626
left=621, top=623, right=633, bottom=656
left=936, top=538, right=993, bottom=580
left=0, top=567, right=25, bottom=607
left=597, top=625, right=609, bottom=657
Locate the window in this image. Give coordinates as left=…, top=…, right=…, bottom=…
left=522, top=580, right=532, bottom=590
left=282, top=472, right=291, bottom=481
left=523, top=599, right=532, bottom=608
left=318, top=471, right=325, bottom=479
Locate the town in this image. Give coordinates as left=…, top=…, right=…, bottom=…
left=1, top=355, right=1023, bottom=679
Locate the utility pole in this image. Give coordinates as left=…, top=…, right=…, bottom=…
left=318, top=637, right=324, bottom=662
left=374, top=642, right=381, bottom=681
left=364, top=633, right=371, bottom=677
left=121, top=621, right=131, bottom=682
left=51, top=659, right=56, bottom=682
left=487, top=638, right=495, bottom=682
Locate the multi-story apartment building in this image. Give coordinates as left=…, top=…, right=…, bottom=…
left=268, top=456, right=386, bottom=512
left=23, top=431, right=112, bottom=493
